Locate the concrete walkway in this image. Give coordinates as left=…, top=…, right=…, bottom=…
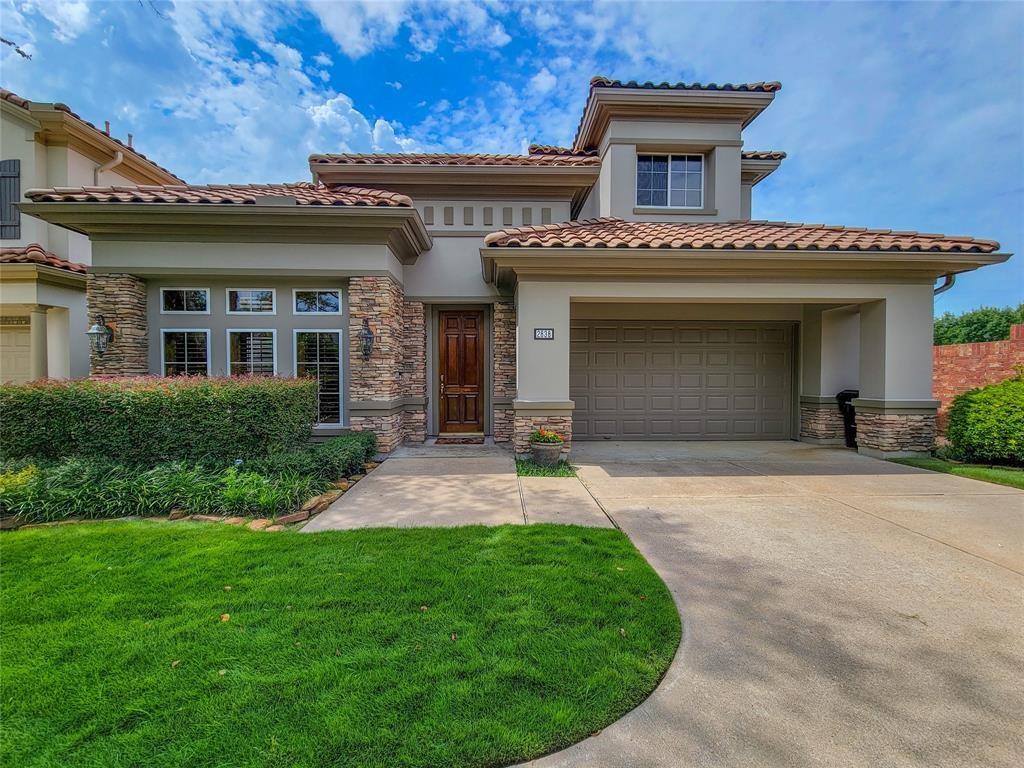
left=301, top=442, right=611, bottom=531
left=520, top=441, right=1024, bottom=768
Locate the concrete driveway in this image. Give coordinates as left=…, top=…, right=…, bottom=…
left=523, top=441, right=1024, bottom=768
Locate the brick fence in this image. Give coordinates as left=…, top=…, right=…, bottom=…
left=933, top=324, right=1024, bottom=432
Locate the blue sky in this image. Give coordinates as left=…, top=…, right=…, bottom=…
left=1, top=0, right=1021, bottom=314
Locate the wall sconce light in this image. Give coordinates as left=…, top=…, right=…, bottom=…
left=85, top=314, right=114, bottom=357
left=359, top=318, right=375, bottom=360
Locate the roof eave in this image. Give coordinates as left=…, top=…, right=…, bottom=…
left=18, top=201, right=433, bottom=263
left=740, top=157, right=783, bottom=186
left=574, top=88, right=778, bottom=152
left=480, top=246, right=1010, bottom=289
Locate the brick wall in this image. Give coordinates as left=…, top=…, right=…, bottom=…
left=401, top=300, right=427, bottom=443
left=933, top=324, right=1024, bottom=432
left=86, top=273, right=148, bottom=376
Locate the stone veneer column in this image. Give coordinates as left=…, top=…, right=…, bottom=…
left=853, top=402, right=937, bottom=458
left=348, top=275, right=405, bottom=453
left=492, top=300, right=517, bottom=442
left=798, top=396, right=845, bottom=444
left=86, top=273, right=148, bottom=376
left=401, top=300, right=427, bottom=443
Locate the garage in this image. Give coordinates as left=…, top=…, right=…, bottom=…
left=570, top=320, right=795, bottom=440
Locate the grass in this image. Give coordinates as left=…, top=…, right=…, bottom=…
left=0, top=521, right=680, bottom=768
left=516, top=459, right=577, bottom=477
left=891, top=456, right=1024, bottom=490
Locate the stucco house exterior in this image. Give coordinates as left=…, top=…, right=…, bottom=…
left=0, top=89, right=182, bottom=382
left=15, top=77, right=1009, bottom=458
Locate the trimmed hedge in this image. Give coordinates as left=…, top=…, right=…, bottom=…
left=946, top=374, right=1024, bottom=466
left=0, top=377, right=317, bottom=465
left=0, top=434, right=378, bottom=523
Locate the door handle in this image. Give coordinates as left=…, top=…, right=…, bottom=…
left=440, top=374, right=445, bottom=395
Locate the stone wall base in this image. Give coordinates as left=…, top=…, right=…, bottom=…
left=403, top=410, right=427, bottom=444
left=494, top=408, right=514, bottom=443
left=799, top=403, right=845, bottom=445
left=350, top=413, right=404, bottom=454
left=513, top=415, right=572, bottom=458
left=856, top=410, right=936, bottom=458
left=86, top=273, right=148, bottom=376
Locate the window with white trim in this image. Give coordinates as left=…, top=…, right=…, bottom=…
left=227, top=330, right=276, bottom=376
left=160, top=288, right=209, bottom=314
left=295, top=330, right=342, bottom=424
left=636, top=154, right=703, bottom=208
left=294, top=289, right=341, bottom=315
left=162, top=330, right=209, bottom=376
left=226, top=288, right=275, bottom=314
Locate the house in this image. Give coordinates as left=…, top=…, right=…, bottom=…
left=15, top=77, right=1009, bottom=458
left=0, top=89, right=182, bottom=382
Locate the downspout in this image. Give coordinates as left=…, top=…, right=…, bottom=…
left=934, top=273, right=956, bottom=296
left=94, top=151, right=124, bottom=185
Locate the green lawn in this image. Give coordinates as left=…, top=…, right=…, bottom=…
left=891, top=457, right=1024, bottom=490
left=515, top=459, right=577, bottom=477
left=0, top=521, right=679, bottom=768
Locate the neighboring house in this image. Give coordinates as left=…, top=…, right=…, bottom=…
left=0, top=89, right=182, bottom=382
left=18, top=77, right=1010, bottom=457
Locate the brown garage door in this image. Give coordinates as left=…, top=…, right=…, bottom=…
left=570, top=321, right=795, bottom=440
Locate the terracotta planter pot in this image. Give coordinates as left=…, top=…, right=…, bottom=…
left=530, top=441, right=563, bottom=467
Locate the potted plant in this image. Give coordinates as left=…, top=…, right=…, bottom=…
left=529, top=427, right=565, bottom=467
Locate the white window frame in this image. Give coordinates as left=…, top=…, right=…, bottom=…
left=635, top=153, right=705, bottom=210
left=225, top=287, right=277, bottom=315
left=225, top=328, right=278, bottom=376
left=292, top=288, right=343, bottom=316
left=159, top=287, right=211, bottom=315
left=160, top=328, right=211, bottom=377
left=293, top=328, right=344, bottom=425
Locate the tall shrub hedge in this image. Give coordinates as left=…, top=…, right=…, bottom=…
left=946, top=374, right=1024, bottom=466
left=0, top=377, right=318, bottom=465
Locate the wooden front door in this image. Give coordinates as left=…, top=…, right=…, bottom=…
left=439, top=310, right=485, bottom=433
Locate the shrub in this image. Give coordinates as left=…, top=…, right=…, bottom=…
left=946, top=375, right=1024, bottom=466
left=0, top=377, right=317, bottom=465
left=529, top=428, right=564, bottom=444
left=0, top=458, right=323, bottom=523
left=244, top=432, right=378, bottom=481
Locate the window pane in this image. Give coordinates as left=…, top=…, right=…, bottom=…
left=650, top=189, right=667, bottom=206
left=184, top=290, right=208, bottom=312
left=651, top=156, right=668, bottom=173
left=164, top=331, right=207, bottom=376
left=637, top=155, right=653, bottom=173
left=229, top=331, right=274, bottom=375
left=637, top=188, right=653, bottom=206
left=317, top=291, right=340, bottom=313
left=685, top=156, right=702, bottom=172
left=295, top=291, right=318, bottom=313
left=296, top=331, right=341, bottom=424
left=684, top=190, right=702, bottom=207
left=162, top=291, right=184, bottom=312
left=229, top=289, right=273, bottom=313
left=185, top=332, right=208, bottom=375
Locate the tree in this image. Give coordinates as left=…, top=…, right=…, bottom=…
left=934, top=304, right=1024, bottom=345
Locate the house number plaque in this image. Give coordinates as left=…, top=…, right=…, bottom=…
left=533, top=328, right=555, bottom=340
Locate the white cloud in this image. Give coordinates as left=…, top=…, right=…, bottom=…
left=386, top=80, right=403, bottom=90
left=305, top=0, right=408, bottom=58
left=528, top=66, right=557, bottom=95
left=28, top=0, right=90, bottom=42
left=313, top=51, right=332, bottom=66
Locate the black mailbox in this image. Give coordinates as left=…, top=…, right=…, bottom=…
left=835, top=389, right=860, bottom=448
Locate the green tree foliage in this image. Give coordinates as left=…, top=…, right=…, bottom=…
left=946, top=373, right=1024, bottom=466
left=934, top=303, right=1024, bottom=345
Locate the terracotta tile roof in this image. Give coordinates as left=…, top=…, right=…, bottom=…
left=528, top=144, right=597, bottom=157
left=309, top=152, right=600, bottom=167
left=23, top=182, right=413, bottom=207
left=741, top=151, right=787, bottom=160
left=484, top=217, right=1000, bottom=253
left=590, top=76, right=782, bottom=93
left=0, top=243, right=87, bottom=273
left=1, top=88, right=184, bottom=183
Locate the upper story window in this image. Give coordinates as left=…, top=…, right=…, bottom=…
left=294, top=289, right=341, bottom=315
left=160, top=288, right=210, bottom=314
left=1, top=159, right=21, bottom=239
left=636, top=154, right=703, bottom=209
left=227, top=288, right=275, bottom=314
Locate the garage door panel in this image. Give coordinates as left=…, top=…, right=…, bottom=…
left=571, top=320, right=793, bottom=440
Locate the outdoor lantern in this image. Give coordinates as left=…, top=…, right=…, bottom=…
left=359, top=318, right=375, bottom=360
left=85, top=315, right=114, bottom=357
